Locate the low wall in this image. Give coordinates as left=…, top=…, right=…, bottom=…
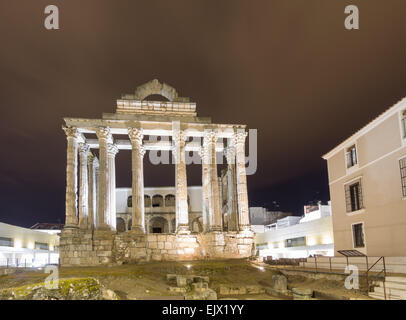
left=59, top=228, right=255, bottom=266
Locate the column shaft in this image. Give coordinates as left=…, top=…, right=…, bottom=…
left=225, top=145, right=239, bottom=231
left=173, top=129, right=189, bottom=234
left=87, top=155, right=98, bottom=229
left=96, top=127, right=112, bottom=230
left=128, top=128, right=145, bottom=234
left=63, top=126, right=79, bottom=228
left=107, top=144, right=118, bottom=231
left=199, top=147, right=210, bottom=232
left=234, top=131, right=250, bottom=230
left=205, top=130, right=222, bottom=231
left=78, top=143, right=90, bottom=229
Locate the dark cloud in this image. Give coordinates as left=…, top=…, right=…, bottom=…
left=1, top=1, right=406, bottom=226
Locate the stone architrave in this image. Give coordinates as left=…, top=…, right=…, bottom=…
left=204, top=130, right=222, bottom=231
left=62, top=126, right=79, bottom=228
left=224, top=144, right=238, bottom=231
left=78, top=142, right=90, bottom=229
left=234, top=130, right=250, bottom=231
left=87, top=154, right=98, bottom=229
left=96, top=127, right=112, bottom=230
left=128, top=127, right=146, bottom=234
left=107, top=143, right=119, bottom=230
left=173, top=129, right=189, bottom=234
left=198, top=146, right=210, bottom=232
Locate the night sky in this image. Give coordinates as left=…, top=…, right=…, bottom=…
left=1, top=1, right=406, bottom=227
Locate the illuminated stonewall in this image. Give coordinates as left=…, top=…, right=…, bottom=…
left=59, top=79, right=254, bottom=265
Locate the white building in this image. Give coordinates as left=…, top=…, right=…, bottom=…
left=0, top=222, right=60, bottom=267
left=115, top=186, right=203, bottom=234
left=255, top=202, right=334, bottom=259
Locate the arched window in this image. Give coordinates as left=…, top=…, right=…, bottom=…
left=152, top=195, right=164, bottom=207
left=144, top=195, right=151, bottom=207
left=165, top=194, right=175, bottom=207
left=127, top=196, right=132, bottom=208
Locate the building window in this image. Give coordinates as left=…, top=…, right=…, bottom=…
left=285, top=237, right=306, bottom=248
left=164, top=194, right=175, bottom=207
left=346, top=145, right=358, bottom=168
left=0, top=237, right=14, bottom=247
left=152, top=195, right=163, bottom=207
left=35, top=242, right=49, bottom=250
left=352, top=223, right=365, bottom=248
left=402, top=111, right=406, bottom=138
left=400, top=157, right=406, bottom=197
left=127, top=196, right=132, bottom=208
left=345, top=180, right=363, bottom=212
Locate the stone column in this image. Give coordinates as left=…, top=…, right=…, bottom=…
left=224, top=144, right=239, bottom=231
left=78, top=143, right=90, bottom=229
left=107, top=144, right=119, bottom=230
left=62, top=126, right=79, bottom=228
left=204, top=130, right=222, bottom=231
left=96, top=127, right=112, bottom=230
left=173, top=130, right=189, bottom=234
left=128, top=127, right=145, bottom=234
left=87, top=154, right=98, bottom=229
left=95, top=161, right=100, bottom=229
left=199, top=146, right=210, bottom=232
left=234, top=130, right=250, bottom=231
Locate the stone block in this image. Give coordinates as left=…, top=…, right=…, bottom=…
left=148, top=241, right=158, bottom=249
left=176, top=276, right=187, bottom=287
left=272, top=275, right=288, bottom=292
left=292, top=287, right=313, bottom=300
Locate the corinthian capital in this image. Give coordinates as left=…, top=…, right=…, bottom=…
left=62, top=126, right=79, bottom=138
left=107, top=143, right=119, bottom=157
left=128, top=127, right=143, bottom=145
left=233, top=130, right=248, bottom=147
left=78, top=143, right=90, bottom=155
left=172, top=130, right=187, bottom=144
left=203, top=130, right=218, bottom=144
left=96, top=126, right=112, bottom=141
left=224, top=146, right=236, bottom=164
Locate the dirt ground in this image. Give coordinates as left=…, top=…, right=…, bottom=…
left=0, top=259, right=371, bottom=300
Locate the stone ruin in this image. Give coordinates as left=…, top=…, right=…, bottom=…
left=59, top=79, right=255, bottom=266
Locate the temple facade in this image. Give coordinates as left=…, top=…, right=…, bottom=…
left=59, top=79, right=254, bottom=266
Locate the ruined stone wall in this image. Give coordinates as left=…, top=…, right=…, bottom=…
left=59, top=229, right=255, bottom=266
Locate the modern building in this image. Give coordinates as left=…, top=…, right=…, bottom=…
left=255, top=202, right=334, bottom=259
left=323, top=97, right=406, bottom=256
left=0, top=222, right=60, bottom=267
left=115, top=186, right=203, bottom=234
left=249, top=207, right=292, bottom=233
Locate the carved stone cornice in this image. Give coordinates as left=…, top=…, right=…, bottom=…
left=128, top=127, right=143, bottom=145
left=62, top=126, right=79, bottom=139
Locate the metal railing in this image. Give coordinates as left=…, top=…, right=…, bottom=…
left=366, top=256, right=386, bottom=300
left=0, top=258, right=58, bottom=268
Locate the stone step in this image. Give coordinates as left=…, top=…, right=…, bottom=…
left=368, top=292, right=402, bottom=300
left=373, top=286, right=406, bottom=299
